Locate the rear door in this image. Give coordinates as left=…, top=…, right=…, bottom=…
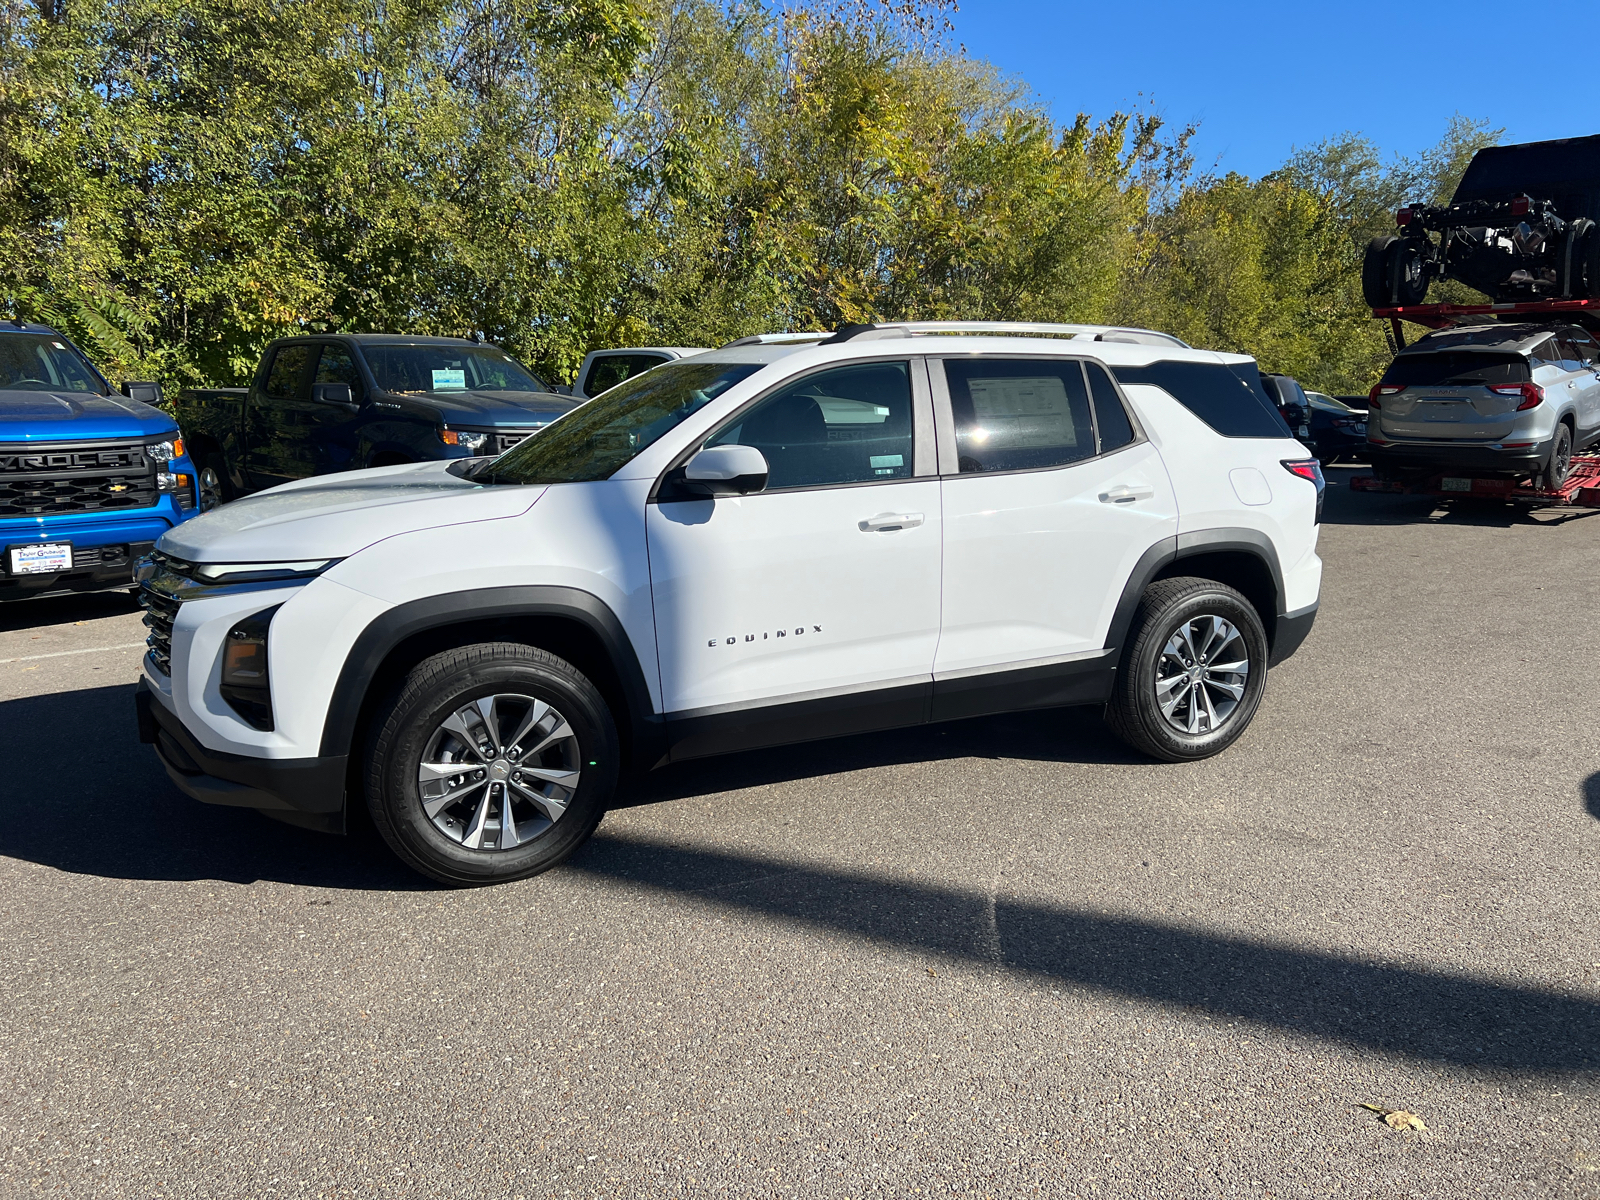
left=931, top=355, right=1178, bottom=717
left=244, top=343, right=314, bottom=490
left=1565, top=330, right=1600, bottom=442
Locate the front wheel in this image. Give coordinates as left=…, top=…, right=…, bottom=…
left=364, top=642, right=619, bottom=885
left=1105, top=577, right=1270, bottom=762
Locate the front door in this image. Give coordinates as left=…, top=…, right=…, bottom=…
left=932, top=355, right=1179, bottom=714
left=244, top=343, right=315, bottom=490
left=647, top=358, right=941, bottom=756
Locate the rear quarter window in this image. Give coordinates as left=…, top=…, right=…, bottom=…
left=1381, top=352, right=1531, bottom=388
left=1110, top=361, right=1291, bottom=438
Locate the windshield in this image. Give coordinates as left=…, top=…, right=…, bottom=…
left=1381, top=351, right=1530, bottom=388
left=482, top=360, right=763, bottom=485
left=363, top=344, right=548, bottom=395
left=0, top=334, right=108, bottom=394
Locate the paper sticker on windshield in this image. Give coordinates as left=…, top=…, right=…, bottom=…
left=431, top=368, right=466, bottom=390
left=52, top=342, right=66, bottom=349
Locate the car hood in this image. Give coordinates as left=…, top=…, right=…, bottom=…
left=396, top=389, right=578, bottom=426
left=0, top=390, right=176, bottom=441
left=157, top=459, right=546, bottom=562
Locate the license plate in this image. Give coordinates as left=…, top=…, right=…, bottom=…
left=1440, top=477, right=1473, bottom=492
left=8, top=542, right=72, bottom=574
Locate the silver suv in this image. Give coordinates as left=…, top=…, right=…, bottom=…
left=1368, top=323, right=1600, bottom=487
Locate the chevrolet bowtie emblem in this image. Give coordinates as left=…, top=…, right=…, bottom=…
left=107, top=483, right=129, bottom=493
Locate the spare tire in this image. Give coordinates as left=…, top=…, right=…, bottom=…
left=1362, top=236, right=1399, bottom=307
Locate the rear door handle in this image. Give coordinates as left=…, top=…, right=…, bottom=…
left=1100, top=484, right=1155, bottom=504
left=860, top=512, right=924, bottom=531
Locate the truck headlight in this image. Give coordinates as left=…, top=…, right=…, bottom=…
left=440, top=428, right=489, bottom=452
left=220, top=605, right=281, bottom=730
left=146, top=436, right=185, bottom=463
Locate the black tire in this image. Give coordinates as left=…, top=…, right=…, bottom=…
left=1584, top=223, right=1600, bottom=299
left=1390, top=240, right=1428, bottom=305
left=364, top=642, right=619, bottom=886
left=1539, top=422, right=1574, bottom=491
left=1566, top=219, right=1594, bottom=297
left=1362, top=235, right=1399, bottom=308
left=195, top=450, right=235, bottom=510
left=1105, top=577, right=1270, bottom=763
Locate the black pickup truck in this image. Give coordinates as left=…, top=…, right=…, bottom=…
left=179, top=334, right=577, bottom=504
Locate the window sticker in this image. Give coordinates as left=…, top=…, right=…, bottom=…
left=869, top=454, right=903, bottom=468
left=967, top=376, right=1076, bottom=448
left=52, top=342, right=66, bottom=350
left=431, top=368, right=467, bottom=390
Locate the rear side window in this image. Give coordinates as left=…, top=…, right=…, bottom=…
left=263, top=345, right=312, bottom=400
left=943, top=358, right=1096, bottom=474
left=1381, top=351, right=1531, bottom=388
left=1111, top=361, right=1291, bottom=438
left=585, top=353, right=669, bottom=398
left=707, top=362, right=913, bottom=489
left=1086, top=363, right=1136, bottom=452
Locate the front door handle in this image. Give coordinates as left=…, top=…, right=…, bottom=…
left=860, top=512, right=924, bottom=532
left=1100, top=484, right=1155, bottom=504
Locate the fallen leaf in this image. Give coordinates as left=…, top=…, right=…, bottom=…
left=926, top=968, right=936, bottom=977
left=1358, top=1103, right=1426, bottom=1131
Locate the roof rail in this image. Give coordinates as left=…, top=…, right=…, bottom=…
left=820, top=321, right=1191, bottom=349
left=720, top=331, right=832, bottom=348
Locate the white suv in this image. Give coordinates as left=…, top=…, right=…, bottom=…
left=134, top=322, right=1324, bottom=885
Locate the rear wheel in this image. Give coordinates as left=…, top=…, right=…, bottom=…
left=1567, top=219, right=1594, bottom=297
left=1540, top=423, right=1574, bottom=491
left=364, top=642, right=618, bottom=885
left=1362, top=236, right=1399, bottom=308
left=1584, top=223, right=1600, bottom=299
left=1105, top=577, right=1270, bottom=763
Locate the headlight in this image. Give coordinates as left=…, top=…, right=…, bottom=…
left=440, top=428, right=489, bottom=452
left=220, top=605, right=280, bottom=730
left=192, top=559, right=334, bottom=584
left=146, top=435, right=185, bottom=462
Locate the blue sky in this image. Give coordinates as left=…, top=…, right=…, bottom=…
left=950, top=0, right=1594, bottom=178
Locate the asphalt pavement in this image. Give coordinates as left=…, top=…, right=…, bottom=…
left=2, top=467, right=1599, bottom=1199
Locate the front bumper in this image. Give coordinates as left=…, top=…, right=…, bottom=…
left=1368, top=437, right=1549, bottom=478
left=136, top=678, right=347, bottom=832
left=0, top=495, right=192, bottom=601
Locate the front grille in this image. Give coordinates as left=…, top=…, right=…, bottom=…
left=140, top=585, right=180, bottom=675
left=0, top=440, right=155, bottom=517
left=495, top=429, right=541, bottom=454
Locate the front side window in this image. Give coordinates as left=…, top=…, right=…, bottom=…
left=263, top=345, right=312, bottom=400
left=945, top=358, right=1096, bottom=474
left=0, top=334, right=108, bottom=394
left=315, top=345, right=364, bottom=401
left=482, top=359, right=762, bottom=485
left=705, top=362, right=913, bottom=490
left=584, top=353, right=668, bottom=398
left=363, top=344, right=546, bottom=394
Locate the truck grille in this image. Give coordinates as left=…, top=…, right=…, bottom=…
left=495, top=430, right=540, bottom=454
left=140, top=583, right=181, bottom=675
left=0, top=440, right=155, bottom=517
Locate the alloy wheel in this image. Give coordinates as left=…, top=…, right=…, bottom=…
left=1153, top=614, right=1251, bottom=735
left=199, top=467, right=223, bottom=512
left=416, top=693, right=581, bottom=851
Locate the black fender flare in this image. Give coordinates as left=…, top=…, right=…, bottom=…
left=1103, top=528, right=1287, bottom=655
left=317, top=586, right=663, bottom=763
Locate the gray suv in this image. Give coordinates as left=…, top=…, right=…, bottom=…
left=1368, top=323, right=1600, bottom=487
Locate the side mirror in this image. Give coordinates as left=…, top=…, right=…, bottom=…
left=312, top=382, right=355, bottom=406
left=683, top=444, right=769, bottom=496
left=121, top=380, right=163, bottom=405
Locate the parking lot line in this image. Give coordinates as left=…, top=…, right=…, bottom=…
left=0, top=641, right=146, bottom=665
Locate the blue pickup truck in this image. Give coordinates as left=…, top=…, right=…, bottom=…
left=0, top=322, right=199, bottom=602
left=176, top=334, right=577, bottom=501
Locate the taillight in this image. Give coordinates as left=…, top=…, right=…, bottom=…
left=1490, top=382, right=1544, bottom=411
left=1368, top=384, right=1403, bottom=408
left=1281, top=458, right=1325, bottom=523
left=1510, top=194, right=1531, bottom=217
left=1396, top=207, right=1413, bottom=226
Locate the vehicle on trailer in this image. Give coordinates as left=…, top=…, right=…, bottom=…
left=1306, top=392, right=1369, bottom=465
left=0, top=321, right=200, bottom=602
left=1366, top=322, right=1600, bottom=488
left=178, top=335, right=576, bottom=504
left=134, top=320, right=1323, bottom=886
left=1363, top=134, right=1600, bottom=308
left=560, top=346, right=710, bottom=400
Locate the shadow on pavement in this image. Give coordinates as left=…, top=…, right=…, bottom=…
left=0, top=683, right=429, bottom=890
left=570, top=831, right=1600, bottom=1074
left=0, top=589, right=143, bottom=633
left=1320, top=466, right=1600, bottom=529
